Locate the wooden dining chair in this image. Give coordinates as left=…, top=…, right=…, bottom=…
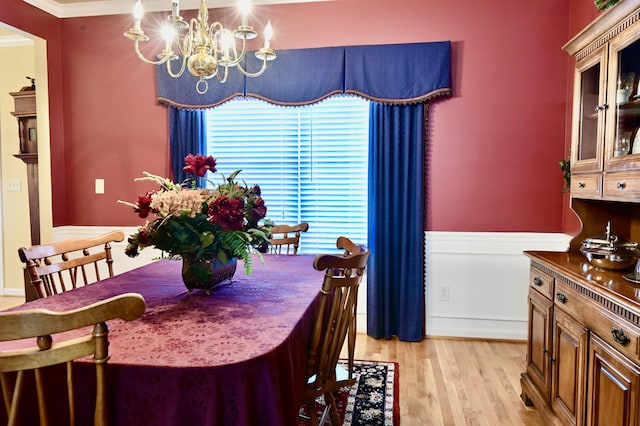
left=18, top=230, right=125, bottom=300
left=269, top=222, right=309, bottom=255
left=0, top=292, right=146, bottom=426
left=301, top=236, right=369, bottom=426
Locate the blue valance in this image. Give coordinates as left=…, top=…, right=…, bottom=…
left=157, top=41, right=451, bottom=108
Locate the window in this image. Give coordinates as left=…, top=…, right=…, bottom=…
left=205, top=96, right=369, bottom=253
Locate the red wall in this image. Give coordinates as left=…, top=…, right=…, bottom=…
left=3, top=0, right=596, bottom=233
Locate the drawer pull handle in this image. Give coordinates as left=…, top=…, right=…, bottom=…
left=595, top=104, right=609, bottom=112
left=556, top=292, right=568, bottom=303
left=611, top=327, right=631, bottom=346
left=533, top=277, right=543, bottom=286
left=617, top=181, right=626, bottom=190
left=578, top=182, right=586, bottom=189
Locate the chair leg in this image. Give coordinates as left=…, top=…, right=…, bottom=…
left=300, top=401, right=321, bottom=426
left=1, top=373, right=13, bottom=415
left=324, top=392, right=341, bottom=425
left=317, top=404, right=330, bottom=426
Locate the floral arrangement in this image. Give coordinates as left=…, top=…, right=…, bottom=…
left=119, top=154, right=272, bottom=274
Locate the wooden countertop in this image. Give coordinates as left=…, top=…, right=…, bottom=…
left=525, top=250, right=640, bottom=315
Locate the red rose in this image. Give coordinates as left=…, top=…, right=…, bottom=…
left=134, top=191, right=156, bottom=218
left=183, top=154, right=217, bottom=177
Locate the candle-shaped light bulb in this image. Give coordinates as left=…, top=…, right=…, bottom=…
left=133, top=0, right=143, bottom=30
left=161, top=24, right=177, bottom=43
left=222, top=30, right=234, bottom=51
left=239, top=0, right=251, bottom=27
left=172, top=0, right=180, bottom=16
left=264, top=21, right=273, bottom=49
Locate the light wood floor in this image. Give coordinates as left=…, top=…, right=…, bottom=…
left=350, top=334, right=545, bottom=426
left=0, top=296, right=543, bottom=425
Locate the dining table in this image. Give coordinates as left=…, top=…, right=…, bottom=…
left=0, top=254, right=324, bottom=426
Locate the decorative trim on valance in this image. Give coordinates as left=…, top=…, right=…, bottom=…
left=157, top=41, right=451, bottom=109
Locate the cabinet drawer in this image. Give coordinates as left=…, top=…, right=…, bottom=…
left=530, top=267, right=554, bottom=300
left=603, top=172, right=640, bottom=201
left=555, top=279, right=640, bottom=363
left=570, top=174, right=601, bottom=199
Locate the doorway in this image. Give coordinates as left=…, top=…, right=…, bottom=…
left=0, top=23, right=51, bottom=297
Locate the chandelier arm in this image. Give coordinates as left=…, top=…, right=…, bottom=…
left=209, top=22, right=224, bottom=41
left=172, top=26, right=189, bottom=59
left=186, top=17, right=204, bottom=59
left=216, top=64, right=230, bottom=83
left=231, top=37, right=248, bottom=64
left=169, top=18, right=196, bottom=62
left=165, top=54, right=188, bottom=78
left=134, top=40, right=171, bottom=66
left=235, top=58, right=268, bottom=78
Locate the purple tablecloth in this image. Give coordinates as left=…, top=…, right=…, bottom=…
left=2, top=255, right=323, bottom=425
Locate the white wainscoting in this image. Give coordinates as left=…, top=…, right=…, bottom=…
left=425, top=231, right=572, bottom=340
left=47, top=227, right=571, bottom=341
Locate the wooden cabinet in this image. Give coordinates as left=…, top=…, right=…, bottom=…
left=587, top=333, right=640, bottom=425
left=550, top=306, right=589, bottom=425
left=526, top=285, right=553, bottom=400
left=522, top=3, right=640, bottom=424
left=566, top=2, right=640, bottom=202
left=570, top=45, right=607, bottom=176
left=521, top=252, right=640, bottom=425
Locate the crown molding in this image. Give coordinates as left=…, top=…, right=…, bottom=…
left=22, top=0, right=332, bottom=19
left=0, top=35, right=34, bottom=47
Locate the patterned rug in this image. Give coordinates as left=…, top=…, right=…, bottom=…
left=300, top=360, right=399, bottom=425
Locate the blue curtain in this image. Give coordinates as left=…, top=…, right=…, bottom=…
left=367, top=102, right=426, bottom=341
left=169, top=106, right=206, bottom=185
left=164, top=43, right=450, bottom=342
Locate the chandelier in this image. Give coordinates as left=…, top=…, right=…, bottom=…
left=124, top=0, right=277, bottom=94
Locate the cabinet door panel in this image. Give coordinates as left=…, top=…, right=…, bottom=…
left=527, top=289, right=553, bottom=400
left=571, top=46, right=607, bottom=175
left=605, top=20, right=640, bottom=173
left=552, top=309, right=589, bottom=426
left=588, top=333, right=640, bottom=426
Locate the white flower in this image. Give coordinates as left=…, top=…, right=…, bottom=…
left=151, top=189, right=209, bottom=218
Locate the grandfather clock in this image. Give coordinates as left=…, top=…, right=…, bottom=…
left=10, top=78, right=39, bottom=246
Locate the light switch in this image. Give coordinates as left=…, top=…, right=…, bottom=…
left=7, top=179, right=21, bottom=192
left=95, top=179, right=104, bottom=194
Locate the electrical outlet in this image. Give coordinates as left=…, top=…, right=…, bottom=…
left=438, top=285, right=450, bottom=301
left=7, top=179, right=21, bottom=192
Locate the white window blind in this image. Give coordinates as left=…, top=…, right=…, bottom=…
left=205, top=96, right=369, bottom=253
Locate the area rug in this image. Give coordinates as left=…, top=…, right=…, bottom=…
left=300, top=360, right=400, bottom=425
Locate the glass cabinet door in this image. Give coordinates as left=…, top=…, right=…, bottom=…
left=606, top=22, right=640, bottom=171
left=572, top=46, right=607, bottom=174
